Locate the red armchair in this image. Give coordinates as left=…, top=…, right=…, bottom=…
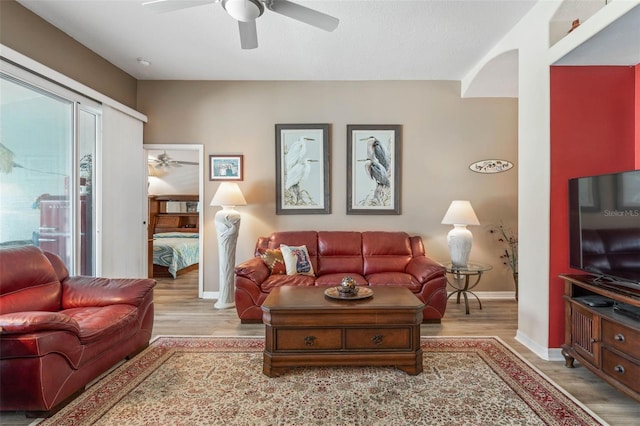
left=0, top=245, right=155, bottom=417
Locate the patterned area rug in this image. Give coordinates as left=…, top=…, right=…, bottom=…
left=41, top=337, right=605, bottom=425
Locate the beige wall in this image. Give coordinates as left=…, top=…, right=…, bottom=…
left=137, top=80, right=519, bottom=294
left=0, top=0, right=137, bottom=108
left=3, top=0, right=518, bottom=295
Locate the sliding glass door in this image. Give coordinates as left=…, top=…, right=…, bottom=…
left=0, top=64, right=100, bottom=275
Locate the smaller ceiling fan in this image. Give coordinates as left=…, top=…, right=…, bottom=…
left=143, top=0, right=339, bottom=49
left=149, top=151, right=198, bottom=169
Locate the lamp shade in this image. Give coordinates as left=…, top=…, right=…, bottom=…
left=147, top=164, right=161, bottom=177
left=210, top=182, right=247, bottom=207
left=441, top=200, right=480, bottom=226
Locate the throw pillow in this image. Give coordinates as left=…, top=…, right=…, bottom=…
left=260, top=249, right=286, bottom=275
left=280, top=244, right=315, bottom=276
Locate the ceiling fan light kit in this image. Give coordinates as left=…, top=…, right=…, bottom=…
left=222, top=0, right=264, bottom=22
left=144, top=0, right=339, bottom=50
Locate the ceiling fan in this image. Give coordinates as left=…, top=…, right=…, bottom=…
left=149, top=151, right=198, bottom=169
left=142, top=0, right=339, bottom=49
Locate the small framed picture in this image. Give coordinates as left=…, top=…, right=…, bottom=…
left=209, top=155, right=243, bottom=181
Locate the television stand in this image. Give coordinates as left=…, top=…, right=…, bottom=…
left=559, top=274, right=640, bottom=402
left=591, top=274, right=640, bottom=292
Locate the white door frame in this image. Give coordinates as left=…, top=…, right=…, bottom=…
left=144, top=143, right=205, bottom=298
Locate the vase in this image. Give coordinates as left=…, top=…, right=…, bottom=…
left=513, top=272, right=519, bottom=301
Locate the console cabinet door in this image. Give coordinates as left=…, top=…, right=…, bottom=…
left=570, top=302, right=600, bottom=368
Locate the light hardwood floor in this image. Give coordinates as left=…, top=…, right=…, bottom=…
left=2, top=270, right=638, bottom=425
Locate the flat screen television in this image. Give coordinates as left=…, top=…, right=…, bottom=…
left=568, top=169, right=640, bottom=289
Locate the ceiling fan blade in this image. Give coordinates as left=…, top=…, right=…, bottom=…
left=142, top=0, right=215, bottom=14
left=177, top=161, right=199, bottom=166
left=268, top=0, right=339, bottom=32
left=238, top=20, right=258, bottom=49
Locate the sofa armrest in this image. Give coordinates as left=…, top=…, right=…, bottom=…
left=235, top=257, right=270, bottom=286
left=61, top=276, right=156, bottom=309
left=406, top=256, right=445, bottom=283
left=0, top=311, right=80, bottom=335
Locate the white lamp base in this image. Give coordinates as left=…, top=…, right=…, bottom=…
left=213, top=300, right=236, bottom=310
left=447, top=225, right=473, bottom=267
left=214, top=207, right=241, bottom=310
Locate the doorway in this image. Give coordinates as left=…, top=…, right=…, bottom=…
left=143, top=144, right=204, bottom=297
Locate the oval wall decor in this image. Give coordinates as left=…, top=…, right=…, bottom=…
left=469, top=159, right=514, bottom=174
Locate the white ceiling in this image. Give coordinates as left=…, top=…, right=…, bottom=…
left=15, top=1, right=640, bottom=83
left=18, top=0, right=539, bottom=81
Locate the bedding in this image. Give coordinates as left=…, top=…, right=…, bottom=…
left=153, top=232, right=199, bottom=278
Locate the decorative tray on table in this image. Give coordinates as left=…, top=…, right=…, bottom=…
left=324, top=286, right=374, bottom=300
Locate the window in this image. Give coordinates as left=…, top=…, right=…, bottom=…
left=1, top=62, right=101, bottom=275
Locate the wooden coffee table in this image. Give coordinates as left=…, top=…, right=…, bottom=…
left=261, top=286, right=424, bottom=377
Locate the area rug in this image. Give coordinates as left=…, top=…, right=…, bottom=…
left=40, top=336, right=605, bottom=426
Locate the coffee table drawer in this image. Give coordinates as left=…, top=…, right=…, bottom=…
left=276, top=328, right=342, bottom=350
left=345, top=328, right=411, bottom=350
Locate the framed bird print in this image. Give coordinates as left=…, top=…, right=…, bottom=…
left=347, top=124, right=401, bottom=215
left=275, top=123, right=330, bottom=214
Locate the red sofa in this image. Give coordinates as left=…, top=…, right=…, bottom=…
left=0, top=245, right=155, bottom=417
left=234, top=231, right=447, bottom=323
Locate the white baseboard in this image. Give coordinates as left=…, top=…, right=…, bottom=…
left=202, top=291, right=218, bottom=300
left=515, top=330, right=565, bottom=361
left=473, top=291, right=516, bottom=300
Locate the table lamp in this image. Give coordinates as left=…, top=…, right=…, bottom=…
left=441, top=200, right=480, bottom=267
left=210, top=182, right=247, bottom=309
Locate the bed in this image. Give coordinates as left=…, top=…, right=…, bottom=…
left=148, top=194, right=200, bottom=279
left=153, top=232, right=199, bottom=279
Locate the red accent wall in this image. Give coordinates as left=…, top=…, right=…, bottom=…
left=636, top=64, right=640, bottom=167
left=549, top=66, right=636, bottom=347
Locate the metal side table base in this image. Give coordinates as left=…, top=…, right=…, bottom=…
left=443, top=262, right=492, bottom=315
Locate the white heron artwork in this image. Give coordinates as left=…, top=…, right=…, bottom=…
left=284, top=136, right=318, bottom=206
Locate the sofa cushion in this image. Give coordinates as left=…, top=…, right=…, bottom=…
left=366, top=272, right=422, bottom=292
left=259, top=248, right=286, bottom=275
left=317, top=231, right=363, bottom=275
left=260, top=274, right=316, bottom=292
left=362, top=232, right=412, bottom=275
left=62, top=305, right=139, bottom=344
left=0, top=246, right=61, bottom=314
left=280, top=244, right=315, bottom=276
left=315, top=273, right=367, bottom=287
left=62, top=276, right=156, bottom=309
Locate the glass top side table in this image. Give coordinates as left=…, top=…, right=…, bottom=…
left=443, top=262, right=492, bottom=315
